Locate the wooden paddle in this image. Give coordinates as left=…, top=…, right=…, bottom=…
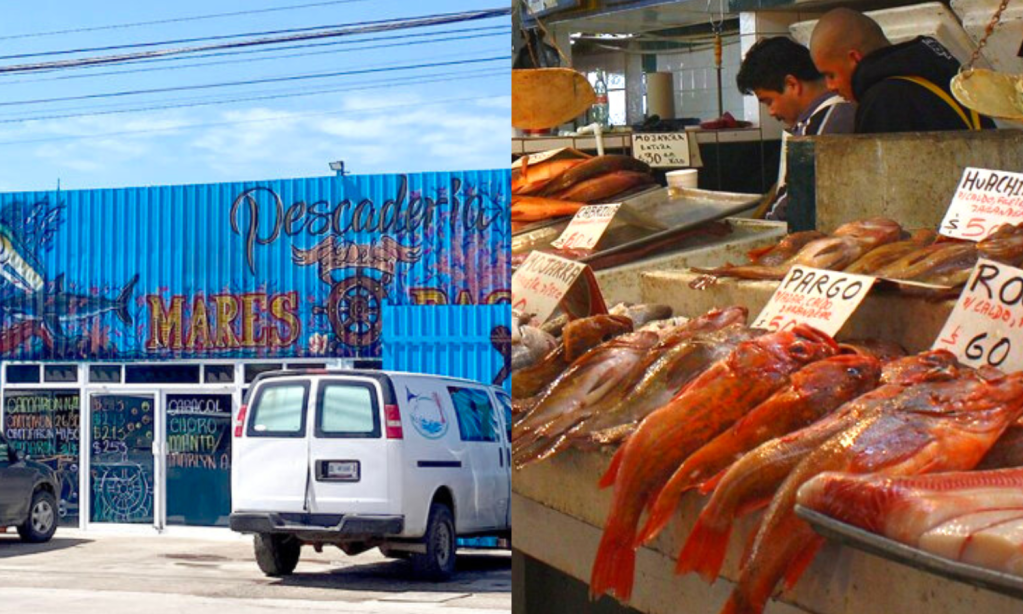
left=513, top=68, right=596, bottom=130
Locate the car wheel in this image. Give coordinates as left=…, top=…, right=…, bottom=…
left=412, top=503, right=456, bottom=581
left=18, top=490, right=57, bottom=543
left=253, top=533, right=301, bottom=577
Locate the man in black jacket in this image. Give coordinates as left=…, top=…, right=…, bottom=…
left=809, top=8, right=995, bottom=133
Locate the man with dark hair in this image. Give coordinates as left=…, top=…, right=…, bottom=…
left=737, top=37, right=854, bottom=221
left=810, top=8, right=995, bottom=133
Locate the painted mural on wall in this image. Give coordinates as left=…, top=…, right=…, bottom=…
left=0, top=171, right=510, bottom=360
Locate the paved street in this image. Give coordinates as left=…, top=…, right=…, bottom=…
left=0, top=528, right=510, bottom=614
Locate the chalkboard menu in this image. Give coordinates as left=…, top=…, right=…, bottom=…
left=3, top=390, right=80, bottom=526
left=89, top=394, right=154, bottom=524
left=165, top=394, right=232, bottom=527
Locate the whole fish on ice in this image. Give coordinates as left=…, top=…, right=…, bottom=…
left=719, top=367, right=1023, bottom=614
left=588, top=325, right=839, bottom=602
left=639, top=354, right=881, bottom=546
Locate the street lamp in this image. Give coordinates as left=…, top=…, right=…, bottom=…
left=329, top=161, right=347, bottom=176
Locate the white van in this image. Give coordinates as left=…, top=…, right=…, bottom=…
left=230, top=369, right=512, bottom=580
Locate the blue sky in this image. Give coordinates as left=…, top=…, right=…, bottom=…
left=0, top=1, right=510, bottom=191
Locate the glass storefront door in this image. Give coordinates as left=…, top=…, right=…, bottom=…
left=164, top=393, right=233, bottom=527
left=87, top=393, right=156, bottom=525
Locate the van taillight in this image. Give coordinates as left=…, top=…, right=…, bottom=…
left=234, top=405, right=248, bottom=438
left=384, top=404, right=403, bottom=439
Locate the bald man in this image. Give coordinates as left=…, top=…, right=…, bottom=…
left=810, top=8, right=994, bottom=133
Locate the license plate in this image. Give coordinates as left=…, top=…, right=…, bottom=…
left=324, top=460, right=359, bottom=481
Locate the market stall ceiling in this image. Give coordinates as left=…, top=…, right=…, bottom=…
left=790, top=3, right=990, bottom=69
left=554, top=1, right=739, bottom=35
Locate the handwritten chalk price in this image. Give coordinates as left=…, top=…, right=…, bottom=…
left=934, top=259, right=1023, bottom=371
left=752, top=266, right=876, bottom=337
left=551, top=203, right=620, bottom=251
left=632, top=133, right=691, bottom=168
left=940, top=168, right=1023, bottom=241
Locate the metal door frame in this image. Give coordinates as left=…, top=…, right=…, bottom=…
left=81, top=387, right=161, bottom=532
left=160, top=387, right=236, bottom=532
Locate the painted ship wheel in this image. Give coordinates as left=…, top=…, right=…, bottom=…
left=326, top=277, right=384, bottom=348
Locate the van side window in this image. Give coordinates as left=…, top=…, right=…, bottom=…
left=494, top=391, right=512, bottom=441
left=248, top=383, right=308, bottom=437
left=448, top=387, right=498, bottom=443
left=317, top=383, right=380, bottom=438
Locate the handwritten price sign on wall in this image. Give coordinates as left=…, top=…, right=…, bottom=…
left=933, top=259, right=1023, bottom=371
left=551, top=203, right=620, bottom=251
left=752, top=266, right=876, bottom=336
left=940, top=168, right=1023, bottom=241
left=632, top=132, right=691, bottom=168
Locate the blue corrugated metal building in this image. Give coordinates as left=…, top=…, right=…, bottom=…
left=0, top=169, right=510, bottom=531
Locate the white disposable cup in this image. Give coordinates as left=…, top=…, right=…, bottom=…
left=666, top=169, right=698, bottom=190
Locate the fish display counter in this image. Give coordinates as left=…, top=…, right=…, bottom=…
left=511, top=216, right=1023, bottom=614
left=512, top=149, right=783, bottom=305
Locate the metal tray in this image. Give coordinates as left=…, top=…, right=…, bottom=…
left=513, top=187, right=761, bottom=270
left=796, top=504, right=1023, bottom=600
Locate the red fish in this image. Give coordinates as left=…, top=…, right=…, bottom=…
left=515, top=307, right=749, bottom=467
left=512, top=331, right=660, bottom=467
left=978, top=422, right=1023, bottom=469
left=638, top=354, right=881, bottom=546
left=721, top=370, right=1023, bottom=614
left=588, top=325, right=839, bottom=602
left=675, top=350, right=963, bottom=583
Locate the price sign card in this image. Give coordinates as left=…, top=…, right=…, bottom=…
left=513, top=252, right=602, bottom=323
left=752, top=266, right=876, bottom=336
left=940, top=167, right=1023, bottom=240
left=632, top=132, right=691, bottom=168
left=550, top=203, right=621, bottom=251
left=933, top=258, right=1023, bottom=371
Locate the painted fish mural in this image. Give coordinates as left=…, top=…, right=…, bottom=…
left=0, top=170, right=511, bottom=360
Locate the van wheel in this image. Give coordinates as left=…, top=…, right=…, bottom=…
left=17, top=490, right=57, bottom=543
left=412, top=503, right=456, bottom=581
left=254, top=533, right=301, bottom=576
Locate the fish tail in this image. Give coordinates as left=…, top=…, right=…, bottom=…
left=781, top=536, right=824, bottom=591
left=598, top=443, right=626, bottom=489
left=675, top=515, right=731, bottom=583
left=636, top=471, right=688, bottom=546
left=590, top=516, right=638, bottom=602
left=719, top=591, right=762, bottom=614
left=115, top=273, right=139, bottom=326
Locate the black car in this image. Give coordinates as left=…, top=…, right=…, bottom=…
left=0, top=433, right=59, bottom=542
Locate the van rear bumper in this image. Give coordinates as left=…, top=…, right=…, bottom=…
left=230, top=512, right=404, bottom=538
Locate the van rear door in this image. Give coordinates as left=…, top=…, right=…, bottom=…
left=232, top=380, right=310, bottom=513
left=446, top=384, right=505, bottom=531
left=307, top=377, right=396, bottom=516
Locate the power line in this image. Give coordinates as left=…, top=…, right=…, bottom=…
left=0, top=94, right=510, bottom=146
left=0, top=0, right=368, bottom=41
left=0, top=8, right=510, bottom=68
left=0, top=24, right=509, bottom=80
left=0, top=55, right=508, bottom=107
left=0, top=69, right=507, bottom=124
left=0, top=29, right=508, bottom=86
